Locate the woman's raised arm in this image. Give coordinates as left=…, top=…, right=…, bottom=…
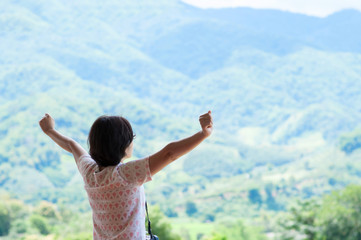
left=148, top=111, right=213, bottom=176
left=39, top=114, right=87, bottom=160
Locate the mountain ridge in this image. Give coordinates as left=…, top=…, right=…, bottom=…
left=1, top=3, right=361, bottom=238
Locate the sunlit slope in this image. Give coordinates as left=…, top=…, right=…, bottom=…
left=168, top=48, right=361, bottom=141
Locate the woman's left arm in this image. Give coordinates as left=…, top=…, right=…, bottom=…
left=39, top=114, right=87, bottom=160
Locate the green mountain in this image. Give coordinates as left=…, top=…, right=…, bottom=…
left=1, top=0, right=361, bottom=238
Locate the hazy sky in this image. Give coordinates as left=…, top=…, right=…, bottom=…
left=182, top=0, right=361, bottom=17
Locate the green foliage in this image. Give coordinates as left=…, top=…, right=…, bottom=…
left=328, top=177, right=337, bottom=186
left=35, top=201, right=59, bottom=219
left=63, top=232, right=93, bottom=240
left=340, top=129, right=361, bottom=154
left=0, top=163, right=11, bottom=186
left=11, top=219, right=27, bottom=234
left=248, top=189, right=263, bottom=206
left=0, top=203, right=11, bottom=236
left=207, top=233, right=228, bottom=240
left=164, top=207, right=178, bottom=218
left=205, top=220, right=266, bottom=240
left=317, top=185, right=361, bottom=240
left=7, top=199, right=27, bottom=220
left=278, top=199, right=320, bottom=239
left=265, top=184, right=283, bottom=210
left=147, top=205, right=181, bottom=240
left=278, top=185, right=361, bottom=240
left=203, top=214, right=215, bottom=223
left=29, top=214, right=50, bottom=235
left=185, top=201, right=198, bottom=217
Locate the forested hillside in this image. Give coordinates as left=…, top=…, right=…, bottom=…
left=1, top=0, right=361, bottom=239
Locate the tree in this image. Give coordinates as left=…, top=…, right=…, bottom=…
left=30, top=214, right=50, bottom=235
left=8, top=199, right=27, bottom=219
left=185, top=201, right=198, bottom=216
left=278, top=199, right=320, bottom=240
left=0, top=204, right=10, bottom=236
left=203, top=213, right=215, bottom=222
left=164, top=207, right=178, bottom=218
left=317, top=185, right=361, bottom=240
left=147, top=205, right=181, bottom=240
left=248, top=188, right=262, bottom=206
left=11, top=219, right=27, bottom=234
left=278, top=185, right=361, bottom=240
left=35, top=201, right=59, bottom=219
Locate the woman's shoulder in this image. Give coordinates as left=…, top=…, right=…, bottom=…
left=76, top=154, right=98, bottom=175
left=115, top=157, right=152, bottom=186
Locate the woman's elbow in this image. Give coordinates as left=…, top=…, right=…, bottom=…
left=164, top=144, right=177, bottom=162
left=67, top=139, right=78, bottom=153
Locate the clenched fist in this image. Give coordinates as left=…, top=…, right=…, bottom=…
left=39, top=113, right=55, bottom=134
left=199, top=111, right=213, bottom=137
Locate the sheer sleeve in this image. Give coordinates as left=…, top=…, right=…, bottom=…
left=76, top=154, right=96, bottom=177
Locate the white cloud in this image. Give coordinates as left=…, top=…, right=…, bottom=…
left=181, top=0, right=361, bottom=17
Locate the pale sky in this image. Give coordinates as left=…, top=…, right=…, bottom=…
left=182, top=0, right=361, bottom=17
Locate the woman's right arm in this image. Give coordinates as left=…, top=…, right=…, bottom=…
left=148, top=111, right=213, bottom=176
left=39, top=114, right=87, bottom=161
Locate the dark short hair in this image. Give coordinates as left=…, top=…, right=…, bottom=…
left=88, top=116, right=134, bottom=167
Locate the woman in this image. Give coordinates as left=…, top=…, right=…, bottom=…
left=39, top=111, right=213, bottom=240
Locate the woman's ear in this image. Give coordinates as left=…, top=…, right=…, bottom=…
left=125, top=141, right=134, bottom=159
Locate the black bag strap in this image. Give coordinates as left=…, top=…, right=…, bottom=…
left=145, top=201, right=154, bottom=238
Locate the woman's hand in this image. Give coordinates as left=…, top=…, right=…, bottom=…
left=39, top=113, right=55, bottom=134
left=199, top=111, right=213, bottom=137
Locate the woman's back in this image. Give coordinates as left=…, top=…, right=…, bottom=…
left=77, top=154, right=152, bottom=240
